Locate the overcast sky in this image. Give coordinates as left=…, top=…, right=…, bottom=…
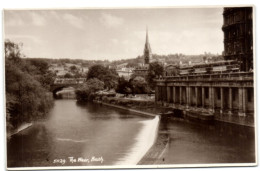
left=4, top=8, right=224, bottom=60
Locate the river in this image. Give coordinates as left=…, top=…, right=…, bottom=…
left=7, top=99, right=256, bottom=168
left=154, top=116, right=256, bottom=165
left=7, top=99, right=158, bottom=167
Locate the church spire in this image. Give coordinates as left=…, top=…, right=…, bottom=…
left=144, top=27, right=152, bottom=64
left=146, top=26, right=149, bottom=44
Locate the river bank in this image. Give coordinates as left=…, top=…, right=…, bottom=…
left=93, top=100, right=157, bottom=117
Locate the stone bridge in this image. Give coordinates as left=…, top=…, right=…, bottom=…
left=50, top=78, right=86, bottom=95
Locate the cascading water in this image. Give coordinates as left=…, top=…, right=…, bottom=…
left=115, top=115, right=160, bottom=165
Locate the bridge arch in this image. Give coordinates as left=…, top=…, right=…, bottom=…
left=50, top=84, right=78, bottom=98
left=50, top=78, right=86, bottom=98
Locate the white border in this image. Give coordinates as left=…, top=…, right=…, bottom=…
left=1, top=0, right=259, bottom=171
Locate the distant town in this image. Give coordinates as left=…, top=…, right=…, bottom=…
left=27, top=52, right=223, bottom=81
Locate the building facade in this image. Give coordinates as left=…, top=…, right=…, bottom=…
left=116, top=68, right=133, bottom=80
left=222, top=7, right=253, bottom=71
left=155, top=72, right=254, bottom=118
left=155, top=7, right=254, bottom=120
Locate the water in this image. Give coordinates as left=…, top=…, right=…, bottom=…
left=56, top=87, right=76, bottom=99
left=7, top=99, right=157, bottom=167
left=115, top=116, right=159, bottom=165
left=7, top=99, right=256, bottom=168
left=155, top=117, right=256, bottom=165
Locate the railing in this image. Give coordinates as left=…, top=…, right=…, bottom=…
left=157, top=72, right=253, bottom=82
left=54, top=78, right=86, bottom=85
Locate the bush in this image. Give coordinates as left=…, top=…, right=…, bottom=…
left=102, top=96, right=109, bottom=102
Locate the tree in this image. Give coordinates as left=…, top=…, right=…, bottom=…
left=87, top=65, right=107, bottom=80
left=24, top=58, right=55, bottom=89
left=75, top=78, right=104, bottom=101
left=37, top=71, right=56, bottom=90
left=103, top=68, right=119, bottom=90
left=146, top=62, right=164, bottom=90
left=87, top=64, right=119, bottom=90
left=64, top=73, right=73, bottom=78
left=5, top=39, right=23, bottom=62
left=70, top=65, right=77, bottom=71
left=85, top=78, right=105, bottom=93
left=27, top=59, right=49, bottom=74
left=5, top=40, right=53, bottom=131
left=130, top=76, right=150, bottom=94
left=116, top=76, right=132, bottom=95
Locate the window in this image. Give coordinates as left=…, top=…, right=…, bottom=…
left=205, top=87, right=209, bottom=99
left=247, top=88, right=253, bottom=102
left=232, top=88, right=238, bottom=100
left=216, top=88, right=221, bottom=100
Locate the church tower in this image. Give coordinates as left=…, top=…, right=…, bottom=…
left=144, top=28, right=152, bottom=64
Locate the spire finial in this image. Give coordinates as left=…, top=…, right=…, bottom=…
left=146, top=26, right=149, bottom=43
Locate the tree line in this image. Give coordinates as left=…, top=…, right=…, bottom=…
left=5, top=40, right=54, bottom=133
left=75, top=62, right=164, bottom=101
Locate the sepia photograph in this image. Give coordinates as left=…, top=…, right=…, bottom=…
left=3, top=5, right=256, bottom=170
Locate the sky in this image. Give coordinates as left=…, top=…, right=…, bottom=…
left=4, top=8, right=224, bottom=60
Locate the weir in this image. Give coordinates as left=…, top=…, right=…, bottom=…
left=115, top=116, right=160, bottom=165
left=7, top=123, right=33, bottom=138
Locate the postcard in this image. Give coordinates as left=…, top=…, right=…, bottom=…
left=4, top=6, right=256, bottom=170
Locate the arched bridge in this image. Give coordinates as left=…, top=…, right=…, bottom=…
left=50, top=78, right=86, bottom=95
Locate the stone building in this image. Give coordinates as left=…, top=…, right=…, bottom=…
left=222, top=7, right=253, bottom=71
left=154, top=7, right=254, bottom=120
left=155, top=72, right=254, bottom=119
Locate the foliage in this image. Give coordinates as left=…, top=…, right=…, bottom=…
left=87, top=64, right=119, bottom=90
left=116, top=75, right=151, bottom=95
left=25, top=58, right=55, bottom=89
left=146, top=62, right=164, bottom=90
left=101, top=96, right=155, bottom=108
left=116, top=77, right=132, bottom=95
left=5, top=40, right=54, bottom=130
left=64, top=73, right=73, bottom=78
left=4, top=40, right=23, bottom=62
left=69, top=65, right=83, bottom=77
left=26, top=58, right=49, bottom=74
left=75, top=78, right=105, bottom=101
left=130, top=76, right=150, bottom=94
left=70, top=65, right=77, bottom=71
